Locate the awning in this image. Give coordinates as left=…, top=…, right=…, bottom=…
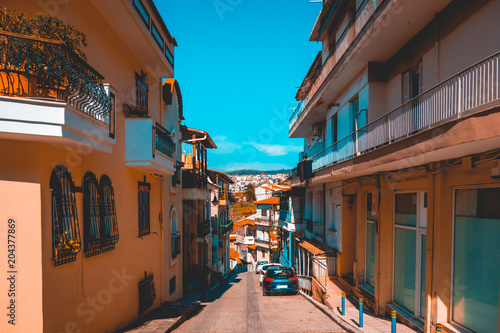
left=297, top=237, right=335, bottom=256
left=248, top=245, right=257, bottom=250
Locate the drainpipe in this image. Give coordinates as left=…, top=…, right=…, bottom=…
left=323, top=183, right=326, bottom=242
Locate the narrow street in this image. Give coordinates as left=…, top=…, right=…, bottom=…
left=174, top=271, right=346, bottom=333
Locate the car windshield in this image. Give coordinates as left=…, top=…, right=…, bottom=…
left=262, top=264, right=280, bottom=271
left=267, top=268, right=295, bottom=278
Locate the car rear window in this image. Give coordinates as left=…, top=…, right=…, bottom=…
left=267, top=268, right=294, bottom=278
left=257, top=261, right=268, bottom=265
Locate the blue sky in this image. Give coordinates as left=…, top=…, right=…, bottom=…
left=157, top=0, right=321, bottom=171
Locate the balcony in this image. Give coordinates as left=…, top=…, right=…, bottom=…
left=219, top=221, right=234, bottom=236
left=0, top=32, right=113, bottom=153
left=197, top=219, right=211, bottom=239
left=310, top=52, right=500, bottom=173
left=236, top=235, right=255, bottom=245
left=290, top=0, right=454, bottom=138
left=255, top=217, right=271, bottom=227
left=255, top=238, right=270, bottom=248
left=125, top=118, right=175, bottom=175
left=182, top=169, right=207, bottom=190
left=171, top=232, right=181, bottom=259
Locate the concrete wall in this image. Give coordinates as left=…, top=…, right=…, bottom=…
left=0, top=1, right=184, bottom=332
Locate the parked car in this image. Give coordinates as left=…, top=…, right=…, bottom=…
left=255, top=261, right=268, bottom=274
left=259, top=263, right=282, bottom=285
left=262, top=267, right=299, bottom=296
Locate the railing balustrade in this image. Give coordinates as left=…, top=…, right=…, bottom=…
left=154, top=123, right=175, bottom=158
left=0, top=31, right=110, bottom=122
left=311, top=52, right=500, bottom=172
left=297, top=275, right=312, bottom=295
left=312, top=257, right=328, bottom=290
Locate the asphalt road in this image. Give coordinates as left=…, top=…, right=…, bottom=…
left=173, top=271, right=346, bottom=333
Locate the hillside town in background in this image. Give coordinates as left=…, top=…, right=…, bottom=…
left=0, top=0, right=499, bottom=332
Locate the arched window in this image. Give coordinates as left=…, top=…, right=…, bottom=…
left=171, top=207, right=180, bottom=259
left=83, top=172, right=101, bottom=257
left=50, top=165, right=81, bottom=266
left=99, top=175, right=119, bottom=252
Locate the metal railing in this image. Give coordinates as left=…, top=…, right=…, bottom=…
left=197, top=219, right=211, bottom=238
left=311, top=52, right=500, bottom=172
left=289, top=0, right=383, bottom=131
left=297, top=275, right=312, bottom=295
left=219, top=221, right=233, bottom=236
left=154, top=122, right=175, bottom=158
left=312, top=257, right=328, bottom=290
left=182, top=169, right=207, bottom=190
left=0, top=31, right=110, bottom=121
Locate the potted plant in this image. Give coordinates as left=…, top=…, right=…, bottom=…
left=123, top=103, right=150, bottom=118
left=0, top=8, right=87, bottom=99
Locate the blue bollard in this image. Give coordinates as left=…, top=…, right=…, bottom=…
left=436, top=324, right=443, bottom=332
left=341, top=292, right=345, bottom=315
left=359, top=298, right=363, bottom=327
left=391, top=310, right=397, bottom=333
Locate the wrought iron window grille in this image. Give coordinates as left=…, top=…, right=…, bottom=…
left=171, top=232, right=181, bottom=259
left=138, top=272, right=156, bottom=315
left=99, top=175, right=119, bottom=253
left=83, top=172, right=102, bottom=258
left=138, top=181, right=151, bottom=237
left=50, top=165, right=82, bottom=266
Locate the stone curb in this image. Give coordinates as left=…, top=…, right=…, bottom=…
left=299, top=290, right=363, bottom=333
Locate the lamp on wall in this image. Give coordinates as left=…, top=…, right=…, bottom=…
left=210, top=190, right=219, bottom=206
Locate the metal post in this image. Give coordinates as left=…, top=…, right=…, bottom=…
left=359, top=298, right=363, bottom=327
left=436, top=324, right=443, bottom=333
left=341, top=292, right=345, bottom=315
left=391, top=310, right=396, bottom=333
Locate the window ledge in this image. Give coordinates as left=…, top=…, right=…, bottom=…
left=442, top=323, right=475, bottom=333
left=386, top=303, right=424, bottom=333
left=359, top=284, right=374, bottom=298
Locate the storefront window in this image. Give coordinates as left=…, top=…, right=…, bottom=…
left=453, top=188, right=500, bottom=332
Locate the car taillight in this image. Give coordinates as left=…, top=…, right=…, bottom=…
left=260, top=270, right=264, bottom=275
left=289, top=277, right=298, bottom=281
left=264, top=277, right=274, bottom=282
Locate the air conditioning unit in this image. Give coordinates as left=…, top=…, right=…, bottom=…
left=312, top=123, right=323, bottom=138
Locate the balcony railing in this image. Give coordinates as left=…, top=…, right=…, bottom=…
left=311, top=52, right=500, bottom=172
left=255, top=238, right=270, bottom=247
left=182, top=169, right=207, bottom=190
left=279, top=210, right=290, bottom=222
left=290, top=0, right=383, bottom=131
left=171, top=232, right=181, bottom=259
left=197, top=219, right=211, bottom=238
left=155, top=123, right=175, bottom=158
left=219, top=221, right=234, bottom=236
left=0, top=31, right=110, bottom=122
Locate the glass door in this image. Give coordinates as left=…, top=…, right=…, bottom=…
left=393, top=192, right=427, bottom=318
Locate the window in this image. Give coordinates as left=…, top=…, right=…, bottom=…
left=169, top=276, right=176, bottom=295
left=132, top=0, right=150, bottom=27
left=108, top=90, right=116, bottom=139
left=50, top=165, right=81, bottom=266
left=83, top=172, right=101, bottom=257
left=393, top=192, right=427, bottom=317
left=331, top=113, right=338, bottom=143
left=453, top=188, right=500, bottom=332
left=365, top=193, right=376, bottom=290
left=261, top=208, right=268, bottom=217
left=171, top=207, right=180, bottom=259
left=138, top=181, right=151, bottom=236
left=165, top=46, right=174, bottom=66
left=151, top=22, right=164, bottom=49
left=136, top=72, right=149, bottom=109
left=99, top=175, right=119, bottom=252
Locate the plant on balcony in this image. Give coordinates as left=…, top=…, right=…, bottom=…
left=123, top=103, right=150, bottom=118
left=0, top=8, right=88, bottom=98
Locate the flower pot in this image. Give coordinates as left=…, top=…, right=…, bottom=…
left=0, top=69, right=37, bottom=97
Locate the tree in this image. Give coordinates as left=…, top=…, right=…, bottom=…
left=245, top=184, right=256, bottom=202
